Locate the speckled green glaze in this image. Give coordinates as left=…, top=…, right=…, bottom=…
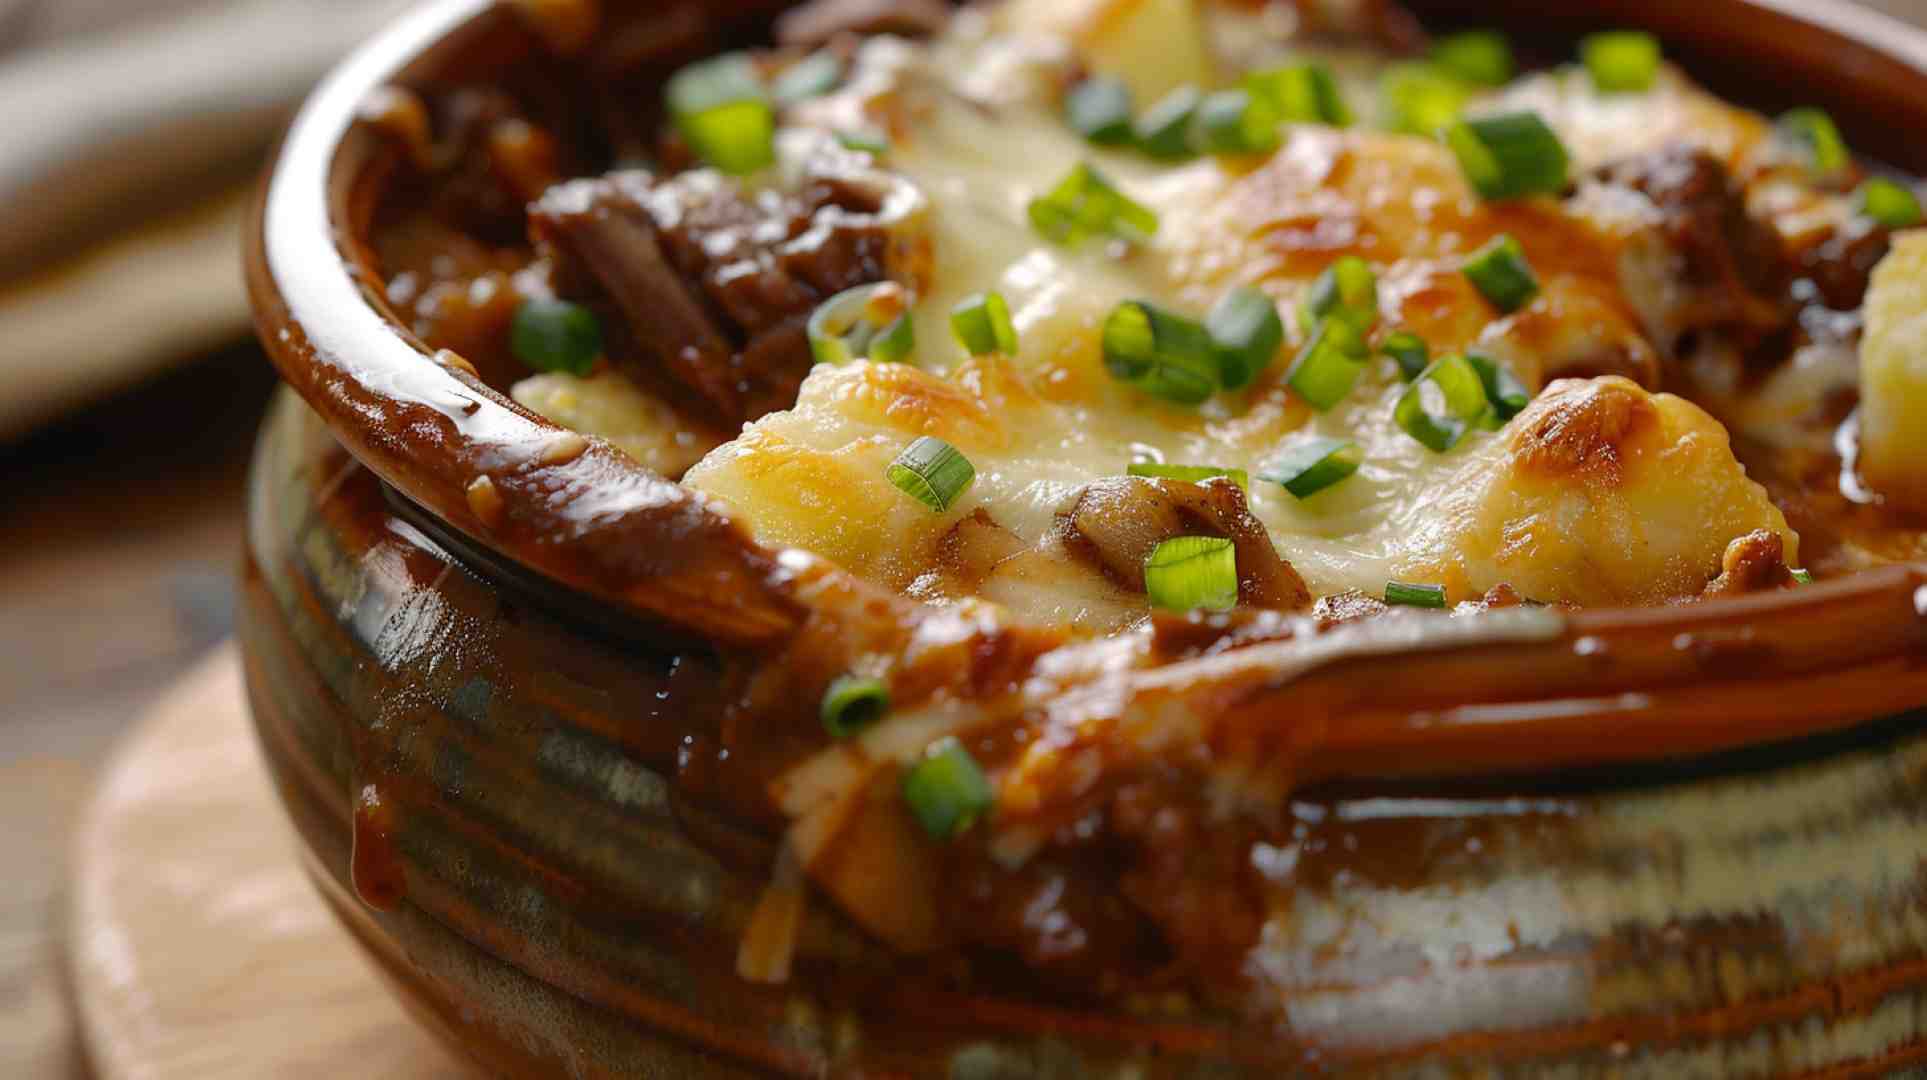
left=243, top=390, right=1927, bottom=1078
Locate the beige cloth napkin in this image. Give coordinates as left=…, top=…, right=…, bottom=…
left=0, top=0, right=414, bottom=439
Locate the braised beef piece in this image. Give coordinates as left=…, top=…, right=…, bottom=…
left=1699, top=529, right=1795, bottom=598
left=1058, top=476, right=1312, bottom=611
left=943, top=770, right=1273, bottom=996
left=1292, top=0, right=1427, bottom=54
left=1108, top=775, right=1271, bottom=987
left=774, top=0, right=951, bottom=48
left=1795, top=214, right=1892, bottom=311
left=1595, top=146, right=1793, bottom=355
left=944, top=854, right=1163, bottom=995
left=530, top=169, right=892, bottom=426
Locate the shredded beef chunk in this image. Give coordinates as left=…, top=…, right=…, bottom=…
left=774, top=0, right=951, bottom=49
left=1596, top=146, right=1793, bottom=356
left=1699, top=529, right=1794, bottom=598
left=530, top=169, right=892, bottom=426
left=1796, top=214, right=1892, bottom=311
left=1058, top=476, right=1312, bottom=611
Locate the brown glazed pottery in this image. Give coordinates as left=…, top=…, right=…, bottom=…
left=242, top=0, right=1927, bottom=1075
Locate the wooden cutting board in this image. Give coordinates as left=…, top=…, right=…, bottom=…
left=64, top=645, right=471, bottom=1079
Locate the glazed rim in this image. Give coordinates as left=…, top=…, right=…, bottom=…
left=249, top=0, right=1927, bottom=785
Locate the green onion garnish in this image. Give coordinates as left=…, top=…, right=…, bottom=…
left=1462, top=233, right=1541, bottom=313
left=666, top=53, right=776, bottom=175
left=1396, top=354, right=1492, bottom=452
left=887, top=436, right=976, bottom=513
left=1791, top=568, right=1814, bottom=585
left=1127, top=463, right=1250, bottom=490
left=1136, top=86, right=1202, bottom=160
left=1299, top=255, right=1379, bottom=335
left=1466, top=353, right=1530, bottom=421
left=770, top=50, right=844, bottom=106
left=1859, top=177, right=1924, bottom=228
left=1206, top=286, right=1284, bottom=390
left=821, top=675, right=889, bottom=739
left=1581, top=31, right=1661, bottom=93
left=835, top=128, right=891, bottom=155
left=950, top=292, right=1019, bottom=357
left=1263, top=437, right=1362, bottom=499
left=1444, top=111, right=1570, bottom=201
left=1246, top=63, right=1351, bottom=126
left=1028, top=162, right=1159, bottom=247
left=1193, top=88, right=1283, bottom=156
left=1286, top=318, right=1369, bottom=411
left=902, top=737, right=993, bottom=839
left=1779, top=107, right=1849, bottom=178
left=1379, top=62, right=1471, bottom=136
left=1385, top=580, right=1449, bottom=609
left=1382, top=330, right=1430, bottom=381
left=1145, top=536, right=1239, bottom=612
left=1102, top=301, right=1220, bottom=405
left=510, top=298, right=603, bottom=375
left=1066, top=76, right=1135, bottom=145
left=1431, top=31, right=1514, bottom=87
left=808, top=282, right=916, bottom=365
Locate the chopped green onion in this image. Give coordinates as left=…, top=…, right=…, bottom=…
left=1382, top=330, right=1430, bottom=381
left=666, top=53, right=776, bottom=175
left=510, top=298, right=603, bottom=375
left=821, top=675, right=889, bottom=739
left=1193, top=88, right=1283, bottom=156
left=1262, top=437, right=1361, bottom=499
left=835, top=128, right=891, bottom=155
left=1779, top=108, right=1849, bottom=179
left=1431, top=31, right=1513, bottom=87
left=950, top=292, right=1019, bottom=357
left=1206, top=286, right=1284, bottom=390
left=808, top=282, right=916, bottom=365
left=771, top=50, right=843, bottom=106
left=1028, top=163, right=1159, bottom=246
left=1299, top=255, right=1379, bottom=335
left=1581, top=31, right=1661, bottom=93
left=1385, top=580, right=1448, bottom=608
left=1066, top=76, right=1135, bottom=145
left=1859, top=177, right=1924, bottom=228
left=1136, top=86, right=1202, bottom=160
left=902, top=737, right=993, bottom=839
left=1462, top=233, right=1540, bottom=313
left=1379, top=62, right=1471, bottom=136
left=1466, top=353, right=1531, bottom=421
left=1286, top=318, right=1369, bottom=411
left=1444, top=112, right=1570, bottom=201
left=1128, top=463, right=1250, bottom=490
left=1246, top=63, right=1351, bottom=126
left=1791, top=568, right=1815, bottom=585
left=1101, top=301, right=1220, bottom=405
left=1144, top=536, right=1239, bottom=612
left=887, top=436, right=975, bottom=512
left=1396, top=354, right=1492, bottom=452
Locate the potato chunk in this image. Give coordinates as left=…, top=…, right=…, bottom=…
left=1858, top=231, right=1927, bottom=509
left=1414, top=377, right=1800, bottom=606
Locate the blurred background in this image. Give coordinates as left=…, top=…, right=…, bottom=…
left=3, top=0, right=1927, bottom=1077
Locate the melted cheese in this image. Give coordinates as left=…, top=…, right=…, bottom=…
left=511, top=371, right=717, bottom=477
left=675, top=5, right=1800, bottom=612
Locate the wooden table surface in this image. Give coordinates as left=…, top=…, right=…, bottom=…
left=1, top=347, right=275, bottom=1079
left=8, top=3, right=1927, bottom=1076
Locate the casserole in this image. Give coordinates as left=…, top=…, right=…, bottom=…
left=242, top=0, right=1927, bottom=1073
